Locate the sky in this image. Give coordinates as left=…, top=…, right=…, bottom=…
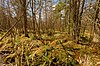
left=53, top=0, right=58, bottom=4
left=53, top=0, right=96, bottom=4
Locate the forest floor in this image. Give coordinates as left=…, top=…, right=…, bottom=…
left=0, top=32, right=100, bottom=66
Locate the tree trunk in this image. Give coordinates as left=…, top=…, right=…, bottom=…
left=22, top=0, right=29, bottom=37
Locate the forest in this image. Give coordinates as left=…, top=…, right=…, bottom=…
left=0, top=0, right=100, bottom=66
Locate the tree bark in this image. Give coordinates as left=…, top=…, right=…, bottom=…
left=22, top=0, right=29, bottom=37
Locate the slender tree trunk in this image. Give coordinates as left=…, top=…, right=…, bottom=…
left=72, top=0, right=77, bottom=40
left=31, top=0, right=36, bottom=33
left=22, top=0, right=29, bottom=37
left=45, top=0, right=48, bottom=32
left=38, top=0, right=42, bottom=34
left=78, top=0, right=85, bottom=40
left=68, top=0, right=72, bottom=35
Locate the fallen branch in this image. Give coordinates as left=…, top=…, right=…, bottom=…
left=0, top=15, right=23, bottom=41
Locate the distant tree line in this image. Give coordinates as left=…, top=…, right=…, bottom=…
left=0, top=0, right=99, bottom=42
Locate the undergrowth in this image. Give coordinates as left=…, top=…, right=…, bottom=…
left=0, top=33, right=100, bottom=66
